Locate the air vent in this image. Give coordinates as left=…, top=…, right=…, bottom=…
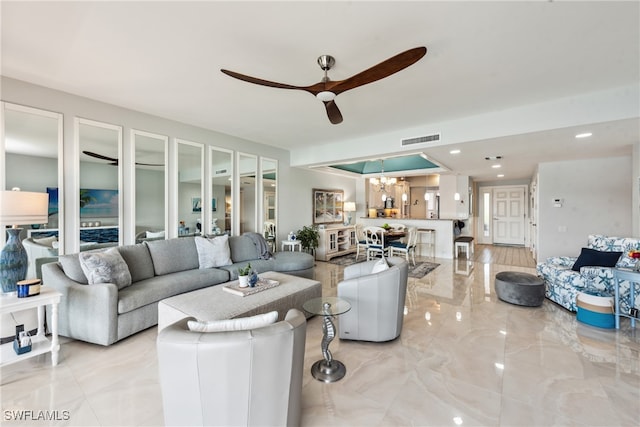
left=215, top=168, right=228, bottom=175
left=401, top=133, right=440, bottom=146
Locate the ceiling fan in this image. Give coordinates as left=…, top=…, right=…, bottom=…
left=221, top=46, right=427, bottom=124
left=82, top=151, right=164, bottom=167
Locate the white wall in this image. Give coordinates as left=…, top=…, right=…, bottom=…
left=537, top=156, right=633, bottom=261
left=2, top=77, right=356, bottom=249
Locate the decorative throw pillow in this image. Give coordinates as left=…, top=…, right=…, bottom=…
left=371, top=257, right=390, bottom=273
left=187, top=311, right=278, bottom=332
left=78, top=248, right=132, bottom=289
left=146, top=230, right=165, bottom=239
left=33, top=236, right=57, bottom=248
left=571, top=247, right=623, bottom=272
left=195, top=235, right=232, bottom=268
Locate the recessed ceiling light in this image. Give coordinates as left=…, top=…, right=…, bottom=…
left=575, top=132, right=592, bottom=139
left=450, top=149, right=461, bottom=154
left=485, top=156, right=502, bottom=160
left=492, top=164, right=501, bottom=169
left=497, top=174, right=504, bottom=178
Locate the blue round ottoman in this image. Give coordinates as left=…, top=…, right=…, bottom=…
left=495, top=271, right=545, bottom=307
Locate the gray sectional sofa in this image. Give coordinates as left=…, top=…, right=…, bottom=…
left=42, top=235, right=315, bottom=346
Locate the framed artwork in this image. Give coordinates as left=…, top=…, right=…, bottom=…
left=79, top=188, right=118, bottom=218
left=313, top=189, right=344, bottom=224
left=192, top=197, right=202, bottom=213
left=192, top=197, right=216, bottom=212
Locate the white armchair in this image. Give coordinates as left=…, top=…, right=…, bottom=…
left=338, top=256, right=409, bottom=342
left=157, top=308, right=307, bottom=427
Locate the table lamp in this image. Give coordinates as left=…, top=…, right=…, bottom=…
left=0, top=189, right=49, bottom=294
left=343, top=202, right=356, bottom=226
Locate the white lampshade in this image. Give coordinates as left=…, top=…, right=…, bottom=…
left=0, top=190, right=49, bottom=226
left=343, top=202, right=356, bottom=212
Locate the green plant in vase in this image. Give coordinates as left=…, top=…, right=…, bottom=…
left=296, top=225, right=319, bottom=253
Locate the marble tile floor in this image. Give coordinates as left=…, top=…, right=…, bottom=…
left=1, top=256, right=639, bottom=426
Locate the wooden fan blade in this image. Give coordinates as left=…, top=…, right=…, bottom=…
left=324, top=100, right=343, bottom=125
left=135, top=162, right=164, bottom=167
left=83, top=151, right=118, bottom=162
left=221, top=69, right=309, bottom=91
left=328, top=47, right=427, bottom=95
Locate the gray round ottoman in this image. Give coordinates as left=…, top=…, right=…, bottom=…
left=495, top=271, right=545, bottom=307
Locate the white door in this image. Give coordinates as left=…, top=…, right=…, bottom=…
left=493, top=187, right=525, bottom=245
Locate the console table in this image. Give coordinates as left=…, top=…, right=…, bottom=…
left=613, top=268, right=639, bottom=329
left=0, top=287, right=61, bottom=367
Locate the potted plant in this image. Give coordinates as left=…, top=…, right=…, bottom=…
left=237, top=263, right=252, bottom=288
left=296, top=225, right=319, bottom=254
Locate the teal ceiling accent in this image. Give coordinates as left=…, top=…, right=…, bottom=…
left=329, top=155, right=439, bottom=174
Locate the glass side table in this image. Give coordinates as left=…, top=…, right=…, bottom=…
left=303, top=296, right=351, bottom=383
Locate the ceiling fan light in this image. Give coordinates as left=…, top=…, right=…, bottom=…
left=316, top=91, right=336, bottom=102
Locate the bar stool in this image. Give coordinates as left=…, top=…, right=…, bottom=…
left=417, top=228, right=435, bottom=258
left=454, top=236, right=474, bottom=259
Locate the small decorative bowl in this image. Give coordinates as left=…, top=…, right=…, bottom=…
left=16, top=279, right=41, bottom=298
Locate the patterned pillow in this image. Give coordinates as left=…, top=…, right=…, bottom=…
left=588, top=235, right=640, bottom=268
left=187, top=311, right=278, bottom=332
left=195, top=235, right=233, bottom=268
left=78, top=248, right=132, bottom=289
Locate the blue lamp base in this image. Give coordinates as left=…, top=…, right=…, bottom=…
left=0, top=228, right=27, bottom=294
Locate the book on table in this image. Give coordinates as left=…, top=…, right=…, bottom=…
left=222, top=278, right=280, bottom=297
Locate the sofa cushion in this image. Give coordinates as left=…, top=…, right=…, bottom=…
left=117, top=268, right=229, bottom=314
left=270, top=252, right=315, bottom=272
left=145, top=237, right=199, bottom=275
left=146, top=230, right=165, bottom=239
left=571, top=247, right=622, bottom=272
left=187, top=311, right=278, bottom=332
left=228, top=235, right=259, bottom=262
left=117, top=244, right=155, bottom=282
left=587, top=234, right=640, bottom=268
left=195, top=235, right=233, bottom=268
left=33, top=236, right=57, bottom=247
left=58, top=254, right=88, bottom=284
left=79, top=248, right=132, bottom=289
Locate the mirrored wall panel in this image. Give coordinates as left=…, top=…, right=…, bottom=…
left=133, top=130, right=168, bottom=243
left=261, top=158, right=277, bottom=239
left=3, top=103, right=63, bottom=263
left=210, top=147, right=233, bottom=235
left=77, top=118, right=123, bottom=248
left=177, top=140, right=204, bottom=237
left=238, top=153, right=257, bottom=234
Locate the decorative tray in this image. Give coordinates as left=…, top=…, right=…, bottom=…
left=222, top=278, right=280, bottom=297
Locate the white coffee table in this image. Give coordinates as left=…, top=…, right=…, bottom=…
left=157, top=271, right=321, bottom=331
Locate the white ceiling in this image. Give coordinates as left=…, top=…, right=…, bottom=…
left=2, top=1, right=639, bottom=182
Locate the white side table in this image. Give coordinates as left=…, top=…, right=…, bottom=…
left=0, top=287, right=61, bottom=367
left=613, top=268, right=639, bottom=329
left=281, top=240, right=302, bottom=252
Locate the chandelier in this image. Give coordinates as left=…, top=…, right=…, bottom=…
left=370, top=160, right=397, bottom=192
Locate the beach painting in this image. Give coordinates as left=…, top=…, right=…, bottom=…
left=80, top=188, right=119, bottom=218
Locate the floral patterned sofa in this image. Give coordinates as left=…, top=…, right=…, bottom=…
left=536, top=235, right=640, bottom=312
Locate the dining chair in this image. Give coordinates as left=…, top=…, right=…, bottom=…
left=355, top=223, right=368, bottom=261
left=364, top=226, right=388, bottom=260
left=388, top=226, right=418, bottom=266
left=263, top=221, right=276, bottom=252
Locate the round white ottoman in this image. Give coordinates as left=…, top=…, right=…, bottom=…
left=495, top=271, right=545, bottom=307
